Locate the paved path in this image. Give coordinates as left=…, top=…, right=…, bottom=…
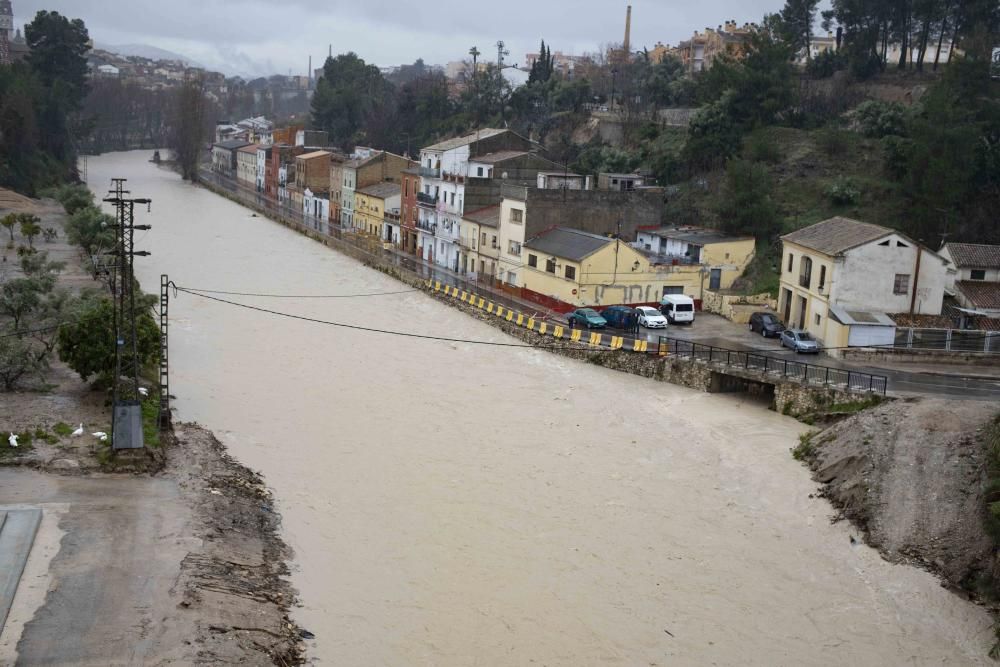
left=0, top=470, right=196, bottom=666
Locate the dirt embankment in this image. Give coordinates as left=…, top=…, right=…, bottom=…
left=167, top=422, right=305, bottom=665
left=800, top=397, right=1000, bottom=597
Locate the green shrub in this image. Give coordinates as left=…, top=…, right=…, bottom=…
left=826, top=177, right=861, bottom=206
left=815, top=127, right=850, bottom=156
left=881, top=135, right=913, bottom=178
left=51, top=184, right=95, bottom=215
left=806, top=50, right=847, bottom=79
left=53, top=422, right=73, bottom=436
left=57, top=295, right=160, bottom=385
left=65, top=206, right=116, bottom=255
left=855, top=100, right=908, bottom=139
left=744, top=133, right=782, bottom=164
left=792, top=432, right=817, bottom=460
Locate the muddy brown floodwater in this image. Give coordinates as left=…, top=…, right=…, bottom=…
left=88, top=151, right=994, bottom=665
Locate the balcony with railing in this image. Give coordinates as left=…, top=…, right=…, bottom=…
left=416, top=219, right=437, bottom=234
left=417, top=192, right=438, bottom=207
left=419, top=166, right=441, bottom=178
left=442, top=171, right=465, bottom=184
left=435, top=218, right=461, bottom=242
left=634, top=245, right=700, bottom=266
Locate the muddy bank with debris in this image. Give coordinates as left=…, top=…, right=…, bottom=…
left=798, top=397, right=1000, bottom=598
left=166, top=422, right=305, bottom=664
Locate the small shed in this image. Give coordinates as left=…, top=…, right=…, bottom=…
left=827, top=305, right=897, bottom=349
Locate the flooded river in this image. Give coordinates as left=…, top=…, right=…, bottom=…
left=89, top=151, right=993, bottom=665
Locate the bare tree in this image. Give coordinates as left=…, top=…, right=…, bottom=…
left=170, top=75, right=209, bottom=181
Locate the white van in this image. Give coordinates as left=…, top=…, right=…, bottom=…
left=660, top=294, right=695, bottom=324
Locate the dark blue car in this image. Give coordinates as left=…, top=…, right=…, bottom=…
left=600, top=306, right=639, bottom=330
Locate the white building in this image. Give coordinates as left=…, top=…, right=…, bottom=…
left=780, top=217, right=952, bottom=353
left=941, top=243, right=1000, bottom=317
left=255, top=146, right=268, bottom=192
left=303, top=188, right=330, bottom=223
left=416, top=128, right=530, bottom=271
left=97, top=64, right=120, bottom=78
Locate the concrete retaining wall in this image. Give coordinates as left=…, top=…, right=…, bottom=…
left=841, top=348, right=1000, bottom=367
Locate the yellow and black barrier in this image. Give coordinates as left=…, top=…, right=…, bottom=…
left=426, top=279, right=658, bottom=356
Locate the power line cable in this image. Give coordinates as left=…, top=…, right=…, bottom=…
left=172, top=285, right=615, bottom=351
left=172, top=285, right=419, bottom=299
left=0, top=324, right=62, bottom=339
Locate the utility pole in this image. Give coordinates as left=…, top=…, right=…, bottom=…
left=103, top=179, right=152, bottom=450
left=159, top=274, right=171, bottom=429
left=496, top=40, right=511, bottom=126
left=469, top=46, right=481, bottom=124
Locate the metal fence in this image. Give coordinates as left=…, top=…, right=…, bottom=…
left=893, top=327, right=1000, bottom=354
left=659, top=337, right=888, bottom=395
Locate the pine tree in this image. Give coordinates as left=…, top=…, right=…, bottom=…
left=779, top=0, right=821, bottom=60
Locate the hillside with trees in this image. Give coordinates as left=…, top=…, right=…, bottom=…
left=309, top=0, right=998, bottom=296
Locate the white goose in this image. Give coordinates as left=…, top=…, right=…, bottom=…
left=8, top=432, right=18, bottom=448
left=71, top=423, right=84, bottom=437
left=92, top=431, right=108, bottom=442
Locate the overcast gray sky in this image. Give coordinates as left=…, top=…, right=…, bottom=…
left=13, top=0, right=813, bottom=78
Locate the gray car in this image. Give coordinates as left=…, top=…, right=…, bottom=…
left=780, top=329, right=820, bottom=354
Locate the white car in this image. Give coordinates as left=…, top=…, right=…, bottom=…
left=636, top=306, right=668, bottom=329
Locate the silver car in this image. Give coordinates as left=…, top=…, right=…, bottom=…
left=780, top=329, right=820, bottom=354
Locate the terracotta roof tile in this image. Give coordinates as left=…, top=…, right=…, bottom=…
left=782, top=217, right=893, bottom=256
left=956, top=281, right=1000, bottom=310
left=944, top=243, right=1000, bottom=269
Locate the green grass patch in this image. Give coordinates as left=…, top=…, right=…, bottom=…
left=141, top=393, right=161, bottom=448
left=826, top=397, right=883, bottom=415
left=53, top=422, right=73, bottom=437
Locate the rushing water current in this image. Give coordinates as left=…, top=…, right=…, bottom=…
left=88, top=151, right=993, bottom=665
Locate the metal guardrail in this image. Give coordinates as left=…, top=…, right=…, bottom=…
left=893, top=327, right=999, bottom=353
left=659, top=337, right=888, bottom=395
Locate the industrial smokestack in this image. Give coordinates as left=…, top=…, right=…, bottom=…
left=308, top=55, right=312, bottom=84
left=623, top=5, right=632, bottom=59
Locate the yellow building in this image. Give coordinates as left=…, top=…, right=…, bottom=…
left=354, top=182, right=401, bottom=241
left=649, top=41, right=671, bottom=64
left=518, top=227, right=710, bottom=308
left=460, top=205, right=500, bottom=279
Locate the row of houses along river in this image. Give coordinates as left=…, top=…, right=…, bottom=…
left=90, top=151, right=993, bottom=665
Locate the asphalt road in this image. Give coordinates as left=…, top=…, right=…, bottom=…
left=0, top=469, right=198, bottom=666
left=634, top=320, right=1000, bottom=400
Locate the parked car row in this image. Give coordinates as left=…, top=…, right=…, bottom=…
left=566, top=297, right=696, bottom=331
left=748, top=311, right=821, bottom=354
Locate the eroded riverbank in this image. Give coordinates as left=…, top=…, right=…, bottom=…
left=90, top=150, right=996, bottom=665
